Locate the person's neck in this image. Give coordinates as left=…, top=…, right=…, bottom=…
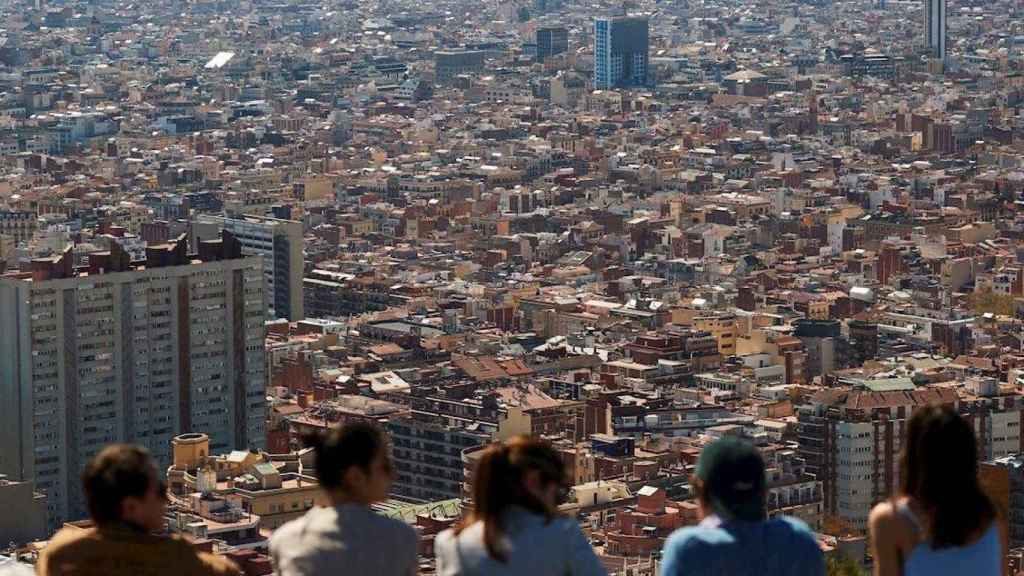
left=100, top=519, right=149, bottom=533
left=328, top=490, right=374, bottom=507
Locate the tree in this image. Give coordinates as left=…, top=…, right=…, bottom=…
left=826, top=554, right=868, bottom=576
left=968, top=288, right=1016, bottom=316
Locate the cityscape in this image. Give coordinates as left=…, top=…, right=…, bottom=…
left=0, top=0, right=1020, bottom=573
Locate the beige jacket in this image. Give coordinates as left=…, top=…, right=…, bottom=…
left=37, top=523, right=239, bottom=576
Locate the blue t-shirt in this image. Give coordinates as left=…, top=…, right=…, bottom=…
left=660, top=515, right=825, bottom=576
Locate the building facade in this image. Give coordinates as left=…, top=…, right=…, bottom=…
left=0, top=233, right=267, bottom=529
left=593, top=16, right=649, bottom=90
left=798, top=384, right=1023, bottom=533
left=434, top=50, right=486, bottom=83
left=0, top=475, right=48, bottom=546
left=194, top=215, right=304, bottom=322
left=925, top=0, right=947, bottom=61
left=388, top=416, right=490, bottom=502
left=536, top=26, right=569, bottom=63
left=0, top=211, right=36, bottom=245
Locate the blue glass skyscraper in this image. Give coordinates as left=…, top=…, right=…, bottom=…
left=594, top=15, right=650, bottom=90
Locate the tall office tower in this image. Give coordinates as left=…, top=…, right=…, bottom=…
left=193, top=215, right=304, bottom=322
left=925, top=0, right=946, bottom=61
left=594, top=15, right=650, bottom=90
left=0, top=232, right=267, bottom=529
left=536, top=25, right=569, bottom=63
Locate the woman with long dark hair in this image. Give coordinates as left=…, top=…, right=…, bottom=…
left=270, top=422, right=418, bottom=576
left=869, top=405, right=1004, bottom=576
left=434, top=436, right=607, bottom=575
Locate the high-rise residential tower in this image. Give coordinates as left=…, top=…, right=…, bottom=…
left=0, top=232, right=267, bottom=529
left=925, top=0, right=946, bottom=61
left=594, top=15, right=650, bottom=90
left=193, top=214, right=304, bottom=322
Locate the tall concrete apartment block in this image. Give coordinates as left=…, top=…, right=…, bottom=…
left=0, top=232, right=267, bottom=529
left=798, top=380, right=1023, bottom=533
left=193, top=215, right=304, bottom=322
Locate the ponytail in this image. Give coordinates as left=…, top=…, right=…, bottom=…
left=456, top=436, right=566, bottom=563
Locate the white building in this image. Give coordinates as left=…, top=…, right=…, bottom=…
left=193, top=215, right=304, bottom=321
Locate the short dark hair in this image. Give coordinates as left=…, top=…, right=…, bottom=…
left=305, top=422, right=386, bottom=490
left=82, top=444, right=157, bottom=524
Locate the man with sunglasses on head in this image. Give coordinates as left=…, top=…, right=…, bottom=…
left=38, top=444, right=239, bottom=576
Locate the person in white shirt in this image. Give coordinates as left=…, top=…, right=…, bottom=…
left=270, top=423, right=417, bottom=576
left=434, top=436, right=607, bottom=576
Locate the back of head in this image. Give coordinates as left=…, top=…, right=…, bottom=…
left=461, top=436, right=566, bottom=562
left=694, top=436, right=767, bottom=522
left=83, top=444, right=156, bottom=525
left=900, top=405, right=994, bottom=548
left=305, top=421, right=384, bottom=491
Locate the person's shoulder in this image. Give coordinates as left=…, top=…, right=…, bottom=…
left=164, top=532, right=217, bottom=556
left=868, top=500, right=905, bottom=539
left=769, top=517, right=821, bottom=549
left=549, top=514, right=585, bottom=533
left=434, top=527, right=457, bottom=552
left=662, top=524, right=724, bottom=571
left=41, top=526, right=99, bottom=558
left=48, top=526, right=98, bottom=546
left=773, top=516, right=816, bottom=536
left=369, top=509, right=417, bottom=542
left=161, top=533, right=239, bottom=575
left=435, top=526, right=457, bottom=543
left=194, top=550, right=242, bottom=576
left=269, top=513, right=308, bottom=551
left=665, top=524, right=723, bottom=551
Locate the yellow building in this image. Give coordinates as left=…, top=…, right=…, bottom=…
left=167, top=433, right=329, bottom=532
left=694, top=314, right=737, bottom=356
left=808, top=300, right=830, bottom=320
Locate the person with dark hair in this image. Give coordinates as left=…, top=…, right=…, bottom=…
left=434, top=435, right=606, bottom=576
left=869, top=405, right=1003, bottom=576
left=660, top=436, right=824, bottom=576
left=37, top=444, right=239, bottom=576
left=269, top=421, right=417, bottom=576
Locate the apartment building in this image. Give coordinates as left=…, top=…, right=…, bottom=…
left=0, top=475, right=48, bottom=546
left=166, top=432, right=327, bottom=531
left=797, top=380, right=1024, bottom=532
left=0, top=232, right=267, bottom=528
left=0, top=211, right=37, bottom=245
left=981, top=454, right=1024, bottom=549
left=194, top=215, right=304, bottom=321
left=388, top=416, right=490, bottom=502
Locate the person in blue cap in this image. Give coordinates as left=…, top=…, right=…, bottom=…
left=660, top=436, right=825, bottom=576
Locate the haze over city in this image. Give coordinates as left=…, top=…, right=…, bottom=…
left=0, top=0, right=1018, bottom=574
